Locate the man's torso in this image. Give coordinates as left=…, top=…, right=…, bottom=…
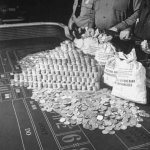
left=94, top=0, right=130, bottom=29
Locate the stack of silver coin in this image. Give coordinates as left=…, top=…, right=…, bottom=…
left=11, top=40, right=101, bottom=91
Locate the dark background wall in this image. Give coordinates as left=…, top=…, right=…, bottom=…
left=0, top=0, right=74, bottom=25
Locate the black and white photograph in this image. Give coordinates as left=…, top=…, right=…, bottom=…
left=0, top=0, right=150, bottom=150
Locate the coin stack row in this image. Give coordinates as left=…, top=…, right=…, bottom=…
left=19, top=40, right=75, bottom=70
left=11, top=40, right=101, bottom=91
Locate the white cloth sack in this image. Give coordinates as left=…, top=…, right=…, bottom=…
left=74, top=37, right=99, bottom=55
left=111, top=49, right=147, bottom=104
left=104, top=57, right=117, bottom=87
left=95, top=43, right=116, bottom=66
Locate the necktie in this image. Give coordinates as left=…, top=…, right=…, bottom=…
left=75, top=0, right=82, bottom=18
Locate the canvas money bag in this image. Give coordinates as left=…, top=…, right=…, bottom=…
left=103, top=56, right=117, bottom=87
left=111, top=49, right=147, bottom=104
left=95, top=42, right=116, bottom=66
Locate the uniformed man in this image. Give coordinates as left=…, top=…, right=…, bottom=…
left=94, top=0, right=142, bottom=40
left=69, top=0, right=142, bottom=40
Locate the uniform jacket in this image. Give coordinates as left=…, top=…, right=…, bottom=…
left=93, top=0, right=142, bottom=30
left=72, top=0, right=95, bottom=28
left=72, top=0, right=142, bottom=31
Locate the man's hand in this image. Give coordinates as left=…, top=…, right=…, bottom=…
left=64, top=26, right=73, bottom=40
left=141, top=40, right=150, bottom=54
left=119, top=29, right=131, bottom=40
left=109, top=27, right=118, bottom=32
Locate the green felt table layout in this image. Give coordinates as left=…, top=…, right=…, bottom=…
left=0, top=23, right=150, bottom=150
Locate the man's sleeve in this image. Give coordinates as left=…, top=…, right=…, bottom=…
left=114, top=0, right=142, bottom=31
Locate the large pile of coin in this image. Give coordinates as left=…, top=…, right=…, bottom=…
left=31, top=88, right=150, bottom=135
left=11, top=40, right=101, bottom=91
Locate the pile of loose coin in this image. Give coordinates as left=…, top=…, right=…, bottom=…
left=31, top=88, right=150, bottom=135
left=11, top=40, right=101, bottom=91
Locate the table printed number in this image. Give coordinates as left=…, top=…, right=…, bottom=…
left=25, top=128, right=32, bottom=136
left=62, top=134, right=81, bottom=143
left=30, top=101, right=38, bottom=110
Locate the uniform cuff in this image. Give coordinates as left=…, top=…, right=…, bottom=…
left=115, top=21, right=129, bottom=31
